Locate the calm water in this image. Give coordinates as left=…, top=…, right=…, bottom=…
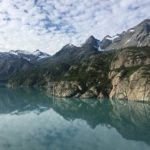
left=0, top=87, right=149, bottom=150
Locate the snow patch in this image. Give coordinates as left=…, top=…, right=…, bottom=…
left=23, top=57, right=31, bottom=61
left=68, top=43, right=74, bottom=47
left=9, top=49, right=49, bottom=61
left=9, top=50, right=32, bottom=55
left=129, top=29, right=135, bottom=33
left=9, top=51, right=19, bottom=56
left=37, top=55, right=49, bottom=60
left=125, top=39, right=131, bottom=45
left=33, top=50, right=42, bottom=56
left=33, top=50, right=50, bottom=60
left=105, top=35, right=120, bottom=41
left=93, top=40, right=102, bottom=51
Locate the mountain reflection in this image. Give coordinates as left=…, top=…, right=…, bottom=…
left=0, top=87, right=150, bottom=145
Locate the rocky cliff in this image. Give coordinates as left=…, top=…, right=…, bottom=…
left=109, top=47, right=150, bottom=101
left=43, top=47, right=150, bottom=102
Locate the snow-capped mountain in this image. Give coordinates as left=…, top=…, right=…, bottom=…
left=100, top=19, right=150, bottom=50
left=9, top=49, right=50, bottom=62
left=61, top=19, right=150, bottom=51
left=33, top=50, right=50, bottom=60
left=0, top=49, right=50, bottom=82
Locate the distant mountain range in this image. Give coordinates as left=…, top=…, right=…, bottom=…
left=0, top=19, right=150, bottom=102
left=9, top=49, right=50, bottom=62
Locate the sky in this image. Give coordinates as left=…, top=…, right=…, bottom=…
left=0, top=0, right=149, bottom=54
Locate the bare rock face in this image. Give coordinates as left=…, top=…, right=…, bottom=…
left=110, top=66, right=150, bottom=101
left=109, top=46, right=150, bottom=102
left=110, top=48, right=150, bottom=70
left=109, top=71, right=129, bottom=100
left=128, top=67, right=150, bottom=101
left=46, top=81, right=82, bottom=98
left=47, top=82, right=107, bottom=99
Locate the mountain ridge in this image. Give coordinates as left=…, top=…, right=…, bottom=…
left=100, top=19, right=150, bottom=50
left=0, top=19, right=150, bottom=56
left=0, top=19, right=150, bottom=102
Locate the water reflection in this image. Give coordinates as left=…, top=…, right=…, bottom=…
left=0, top=87, right=150, bottom=150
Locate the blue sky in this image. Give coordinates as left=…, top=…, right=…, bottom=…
left=0, top=0, right=149, bottom=54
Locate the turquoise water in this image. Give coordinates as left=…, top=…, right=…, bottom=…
left=0, top=87, right=150, bottom=150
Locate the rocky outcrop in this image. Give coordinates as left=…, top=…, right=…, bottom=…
left=46, top=81, right=83, bottom=98
left=109, top=47, right=150, bottom=102
left=46, top=81, right=108, bottom=99
left=109, top=65, right=150, bottom=102
left=110, top=47, right=150, bottom=70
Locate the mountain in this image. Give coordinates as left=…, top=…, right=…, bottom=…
left=0, top=19, right=149, bottom=102
left=0, top=49, right=50, bottom=83
left=100, top=19, right=150, bottom=50
left=41, top=37, right=100, bottom=68
left=82, top=35, right=101, bottom=50
left=0, top=52, right=33, bottom=82
left=9, top=49, right=50, bottom=62
left=33, top=50, right=50, bottom=60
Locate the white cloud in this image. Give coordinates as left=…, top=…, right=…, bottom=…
left=0, top=0, right=149, bottom=54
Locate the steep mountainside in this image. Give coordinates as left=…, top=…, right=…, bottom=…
left=41, top=36, right=99, bottom=67
left=0, top=50, right=50, bottom=83
left=109, top=47, right=150, bottom=101
left=1, top=19, right=150, bottom=101
left=0, top=52, right=33, bottom=82
left=7, top=46, right=150, bottom=101
left=100, top=19, right=150, bottom=50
